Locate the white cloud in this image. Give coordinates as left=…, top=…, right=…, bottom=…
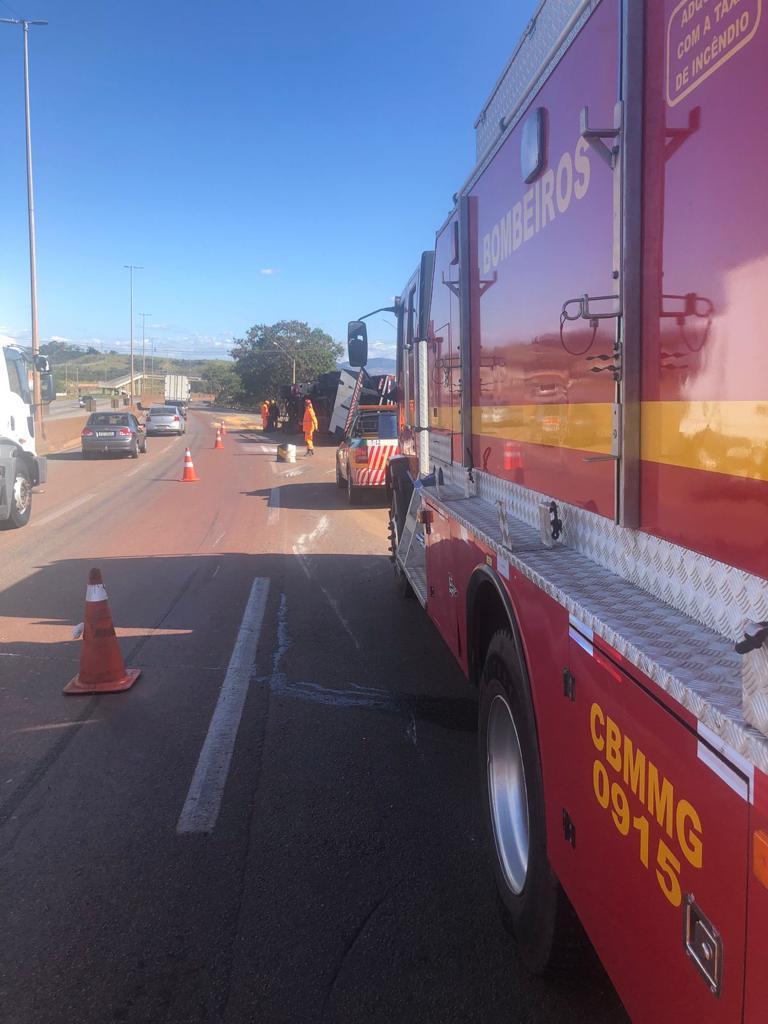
left=259, top=268, right=275, bottom=276
left=370, top=339, right=396, bottom=358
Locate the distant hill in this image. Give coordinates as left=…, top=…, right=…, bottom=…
left=338, top=358, right=396, bottom=374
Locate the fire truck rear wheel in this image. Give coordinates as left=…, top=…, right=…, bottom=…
left=389, top=487, right=414, bottom=599
left=479, top=628, right=569, bottom=974
left=335, top=459, right=345, bottom=489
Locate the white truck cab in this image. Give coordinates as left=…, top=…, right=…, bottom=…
left=0, top=341, right=53, bottom=528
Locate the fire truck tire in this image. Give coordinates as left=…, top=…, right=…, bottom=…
left=2, top=463, right=32, bottom=530
left=479, top=629, right=570, bottom=974
left=335, top=459, right=345, bottom=489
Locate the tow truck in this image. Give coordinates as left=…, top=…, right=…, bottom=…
left=335, top=404, right=399, bottom=504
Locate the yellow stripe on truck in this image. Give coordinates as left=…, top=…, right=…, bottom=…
left=473, top=403, right=613, bottom=455
left=456, top=399, right=768, bottom=481
left=641, top=400, right=768, bottom=482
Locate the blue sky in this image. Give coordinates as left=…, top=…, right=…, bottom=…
left=0, top=1, right=530, bottom=362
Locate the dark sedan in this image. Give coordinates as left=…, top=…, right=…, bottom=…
left=81, top=412, right=147, bottom=459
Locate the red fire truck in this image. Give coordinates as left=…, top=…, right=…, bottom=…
left=348, top=1, right=768, bottom=1020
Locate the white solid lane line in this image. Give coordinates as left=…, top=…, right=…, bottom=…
left=33, top=492, right=93, bottom=529
left=267, top=486, right=280, bottom=526
left=176, top=577, right=270, bottom=834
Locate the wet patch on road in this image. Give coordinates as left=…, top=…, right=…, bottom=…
left=268, top=675, right=477, bottom=733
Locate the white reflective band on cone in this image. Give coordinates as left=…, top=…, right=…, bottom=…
left=86, top=584, right=108, bottom=602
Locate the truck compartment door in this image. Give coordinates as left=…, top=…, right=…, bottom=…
left=550, top=630, right=748, bottom=1023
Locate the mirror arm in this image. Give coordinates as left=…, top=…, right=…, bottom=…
left=355, top=302, right=400, bottom=322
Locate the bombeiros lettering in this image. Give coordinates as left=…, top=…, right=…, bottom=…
left=589, top=701, right=703, bottom=905
left=482, top=139, right=591, bottom=275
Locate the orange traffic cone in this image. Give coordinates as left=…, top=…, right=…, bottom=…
left=214, top=427, right=224, bottom=450
left=64, top=568, right=141, bottom=695
left=181, top=447, right=199, bottom=481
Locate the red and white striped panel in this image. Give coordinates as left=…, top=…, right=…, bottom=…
left=353, top=442, right=399, bottom=487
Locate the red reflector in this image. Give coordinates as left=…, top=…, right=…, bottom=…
left=173, top=416, right=180, bottom=422
left=81, top=428, right=94, bottom=436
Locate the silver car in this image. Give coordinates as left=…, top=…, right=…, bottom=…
left=81, top=412, right=147, bottom=458
left=145, top=405, right=185, bottom=436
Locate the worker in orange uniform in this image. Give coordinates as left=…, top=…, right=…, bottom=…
left=302, top=398, right=318, bottom=456
left=261, top=400, right=269, bottom=433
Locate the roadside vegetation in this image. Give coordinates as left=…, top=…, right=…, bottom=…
left=40, top=321, right=342, bottom=407
left=230, top=320, right=342, bottom=406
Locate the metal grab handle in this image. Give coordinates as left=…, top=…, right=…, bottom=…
left=560, top=293, right=620, bottom=323
left=580, top=104, right=621, bottom=168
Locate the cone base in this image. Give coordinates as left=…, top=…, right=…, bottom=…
left=63, top=667, right=141, bottom=695
left=181, top=475, right=198, bottom=482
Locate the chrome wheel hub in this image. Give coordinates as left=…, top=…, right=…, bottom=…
left=487, top=693, right=530, bottom=895
left=13, top=475, right=31, bottom=516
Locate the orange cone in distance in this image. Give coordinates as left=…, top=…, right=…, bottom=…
left=181, top=447, right=199, bottom=481
left=220, top=421, right=226, bottom=436
left=214, top=427, right=224, bottom=450
left=64, top=568, right=141, bottom=695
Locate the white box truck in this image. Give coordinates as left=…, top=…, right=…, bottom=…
left=164, top=374, right=190, bottom=409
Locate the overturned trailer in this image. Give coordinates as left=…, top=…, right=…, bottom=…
left=281, top=369, right=395, bottom=438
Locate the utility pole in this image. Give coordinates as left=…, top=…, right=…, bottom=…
left=139, top=312, right=151, bottom=392
left=271, top=338, right=297, bottom=384
left=1, top=17, right=47, bottom=439
left=124, top=265, right=142, bottom=405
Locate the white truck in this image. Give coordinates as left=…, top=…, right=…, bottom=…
left=0, top=341, right=54, bottom=528
left=164, top=374, right=191, bottom=409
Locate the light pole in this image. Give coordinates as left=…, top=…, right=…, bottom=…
left=1, top=17, right=47, bottom=439
left=139, top=312, right=151, bottom=390
left=271, top=338, right=297, bottom=384
left=124, top=265, right=142, bottom=405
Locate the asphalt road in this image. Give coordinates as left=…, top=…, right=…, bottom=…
left=44, top=397, right=110, bottom=420
left=0, top=409, right=627, bottom=1024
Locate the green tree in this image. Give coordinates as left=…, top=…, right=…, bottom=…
left=201, top=362, right=241, bottom=402
left=231, top=320, right=342, bottom=404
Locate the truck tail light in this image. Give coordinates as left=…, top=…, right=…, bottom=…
left=353, top=448, right=369, bottom=463
left=81, top=428, right=94, bottom=436
left=173, top=416, right=180, bottom=422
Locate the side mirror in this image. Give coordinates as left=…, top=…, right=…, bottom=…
left=347, top=320, right=368, bottom=367
left=39, top=372, right=55, bottom=403
left=34, top=354, right=50, bottom=373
